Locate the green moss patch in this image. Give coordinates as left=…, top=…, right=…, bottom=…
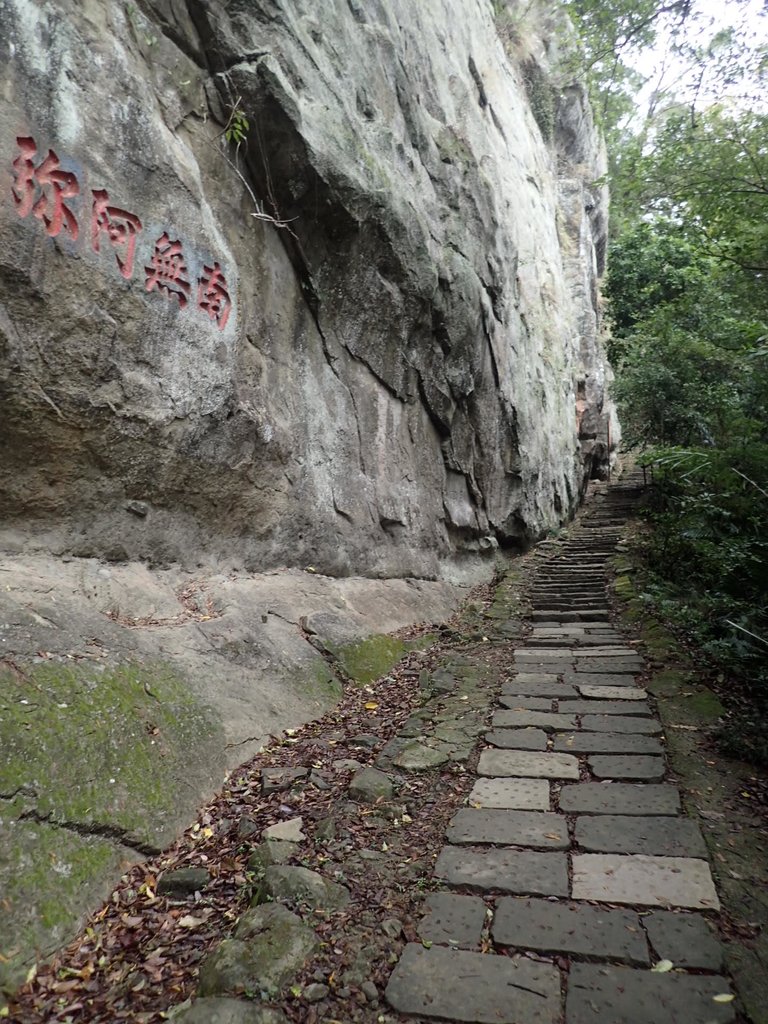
left=331, top=634, right=436, bottom=686
left=0, top=660, right=225, bottom=997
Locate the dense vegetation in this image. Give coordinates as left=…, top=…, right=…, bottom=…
left=566, top=0, right=768, bottom=762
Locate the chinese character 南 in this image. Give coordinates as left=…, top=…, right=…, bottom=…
left=91, top=189, right=142, bottom=279
left=11, top=136, right=79, bottom=240
left=197, top=261, right=232, bottom=330
left=145, top=232, right=191, bottom=306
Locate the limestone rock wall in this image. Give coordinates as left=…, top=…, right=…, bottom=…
left=0, top=0, right=618, bottom=578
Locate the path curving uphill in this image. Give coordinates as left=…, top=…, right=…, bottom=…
left=386, top=471, right=738, bottom=1024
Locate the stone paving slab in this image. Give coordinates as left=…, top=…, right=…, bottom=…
left=580, top=714, right=661, bottom=734
left=559, top=700, right=652, bottom=716
left=564, top=672, right=639, bottom=686
left=566, top=963, right=735, bottom=1024
left=447, top=808, right=568, bottom=849
left=644, top=910, right=724, bottom=970
left=436, top=846, right=569, bottom=896
left=469, top=778, right=550, bottom=810
left=572, top=854, right=720, bottom=909
left=479, top=749, right=580, bottom=779
left=485, top=728, right=548, bottom=750
left=555, top=732, right=664, bottom=754
left=588, top=755, right=665, bottom=780
left=417, top=893, right=486, bottom=950
left=385, top=943, right=562, bottom=1023
left=498, top=695, right=553, bottom=710
left=493, top=710, right=578, bottom=731
left=559, top=783, right=680, bottom=815
left=512, top=659, right=573, bottom=674
left=502, top=679, right=578, bottom=697
left=573, top=658, right=644, bottom=673
left=575, top=815, right=708, bottom=856
left=492, top=898, right=649, bottom=965
left=577, top=685, right=648, bottom=700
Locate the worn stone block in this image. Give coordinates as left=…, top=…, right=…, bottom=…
left=575, top=815, right=707, bottom=857
left=493, top=710, right=578, bottom=732
left=566, top=964, right=735, bottom=1024
left=492, top=898, right=648, bottom=965
left=580, top=715, right=661, bottom=734
left=564, top=673, right=639, bottom=687
left=385, top=944, right=561, bottom=1023
left=469, top=778, right=550, bottom=810
left=555, top=732, right=663, bottom=755
left=447, top=808, right=568, bottom=849
left=560, top=784, right=680, bottom=816
left=485, top=728, right=548, bottom=750
left=479, top=749, right=579, bottom=780
left=559, top=700, right=652, bottom=716
left=577, top=685, right=648, bottom=700
left=418, top=893, right=486, bottom=950
left=574, top=659, right=644, bottom=674
left=498, top=695, right=553, bottom=710
left=435, top=846, right=568, bottom=896
left=588, top=755, right=665, bottom=780
left=502, top=680, right=578, bottom=698
left=572, top=854, right=720, bottom=910
left=643, top=911, right=724, bottom=970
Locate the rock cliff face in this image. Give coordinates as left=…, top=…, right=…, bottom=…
left=0, top=0, right=617, bottom=579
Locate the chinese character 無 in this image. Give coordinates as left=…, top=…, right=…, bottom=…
left=144, top=232, right=190, bottom=306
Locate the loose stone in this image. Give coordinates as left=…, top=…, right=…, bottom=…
left=385, top=943, right=562, bottom=1023
left=491, top=898, right=649, bottom=965
left=349, top=767, right=394, bottom=803
left=262, top=817, right=306, bottom=843
left=468, top=777, right=550, bottom=810
left=559, top=784, right=680, bottom=816
left=566, top=963, right=735, bottom=1024
left=572, top=853, right=720, bottom=909
left=435, top=846, right=568, bottom=896
left=417, top=893, right=486, bottom=949
left=172, top=999, right=289, bottom=1024
left=447, top=808, right=568, bottom=849
left=479, top=749, right=579, bottom=780
left=392, top=743, right=450, bottom=770
left=157, top=867, right=210, bottom=897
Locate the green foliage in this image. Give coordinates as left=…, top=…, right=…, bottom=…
left=582, top=1, right=768, bottom=764
left=225, top=107, right=250, bottom=147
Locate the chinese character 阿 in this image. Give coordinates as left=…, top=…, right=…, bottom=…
left=145, top=232, right=190, bottom=306
left=11, top=136, right=79, bottom=240
left=91, top=189, right=142, bottom=279
left=197, top=261, right=232, bottom=330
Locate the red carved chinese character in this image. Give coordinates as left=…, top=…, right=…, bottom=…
left=144, top=232, right=190, bottom=306
left=91, top=189, right=142, bottom=279
left=197, top=261, right=232, bottom=330
left=11, top=136, right=79, bottom=240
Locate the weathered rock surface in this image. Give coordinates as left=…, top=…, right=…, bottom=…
left=198, top=904, right=318, bottom=999
left=0, top=0, right=616, bottom=577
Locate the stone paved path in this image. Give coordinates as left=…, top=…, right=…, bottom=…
left=386, top=474, right=737, bottom=1024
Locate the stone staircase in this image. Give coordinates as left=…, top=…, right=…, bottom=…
left=385, top=471, right=737, bottom=1024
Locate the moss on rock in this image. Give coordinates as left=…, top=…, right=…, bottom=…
left=0, top=660, right=225, bottom=995
left=331, top=634, right=435, bottom=686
